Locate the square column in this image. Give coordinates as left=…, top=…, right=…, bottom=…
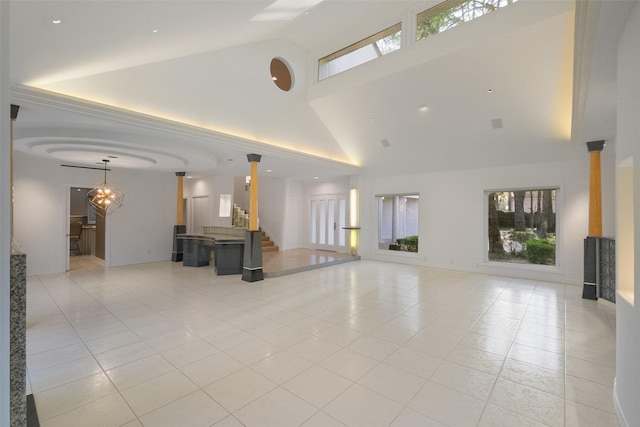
left=583, top=140, right=606, bottom=300
left=242, top=154, right=263, bottom=282
left=172, top=172, right=186, bottom=262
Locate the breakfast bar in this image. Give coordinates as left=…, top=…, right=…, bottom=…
left=178, top=227, right=245, bottom=275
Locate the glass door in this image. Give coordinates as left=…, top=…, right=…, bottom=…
left=310, top=195, right=347, bottom=252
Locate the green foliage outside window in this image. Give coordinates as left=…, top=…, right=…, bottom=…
left=525, top=238, right=556, bottom=265
left=417, top=0, right=518, bottom=41
left=395, top=235, right=419, bottom=252
left=488, top=189, right=557, bottom=266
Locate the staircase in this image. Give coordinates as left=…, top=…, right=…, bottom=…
left=261, top=232, right=279, bottom=252
left=233, top=205, right=249, bottom=229
left=233, top=204, right=279, bottom=253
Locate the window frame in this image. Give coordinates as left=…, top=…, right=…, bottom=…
left=374, top=192, right=421, bottom=255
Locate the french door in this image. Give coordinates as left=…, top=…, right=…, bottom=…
left=310, top=194, right=347, bottom=252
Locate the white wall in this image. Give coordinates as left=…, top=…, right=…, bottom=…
left=357, top=153, right=614, bottom=285
left=184, top=175, right=235, bottom=231
left=257, top=177, right=287, bottom=249
left=284, top=179, right=304, bottom=250
left=13, top=152, right=177, bottom=275
left=614, top=4, right=640, bottom=427
left=0, top=3, right=11, bottom=424
left=602, top=140, right=617, bottom=238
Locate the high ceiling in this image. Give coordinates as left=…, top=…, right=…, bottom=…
left=8, top=0, right=634, bottom=179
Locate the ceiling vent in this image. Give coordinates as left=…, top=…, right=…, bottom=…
left=491, top=118, right=504, bottom=129
left=380, top=139, right=391, bottom=148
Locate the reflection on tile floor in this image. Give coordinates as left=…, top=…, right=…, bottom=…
left=263, top=249, right=359, bottom=277
left=28, top=259, right=619, bottom=426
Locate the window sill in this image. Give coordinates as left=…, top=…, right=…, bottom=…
left=478, top=261, right=563, bottom=274
left=375, top=249, right=421, bottom=257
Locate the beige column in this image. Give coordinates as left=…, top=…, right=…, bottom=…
left=176, top=172, right=185, bottom=225
left=587, top=140, right=605, bottom=236
left=242, top=154, right=263, bottom=282
left=247, top=154, right=261, bottom=231
left=171, top=172, right=187, bottom=262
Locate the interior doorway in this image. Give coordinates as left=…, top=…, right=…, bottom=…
left=68, top=187, right=105, bottom=271
left=192, top=196, right=209, bottom=234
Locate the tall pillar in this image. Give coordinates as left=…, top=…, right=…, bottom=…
left=587, top=140, right=605, bottom=236
left=242, top=154, right=263, bottom=282
left=10, top=105, right=18, bottom=240
left=583, top=140, right=605, bottom=300
left=171, top=172, right=186, bottom=262
left=176, top=173, right=185, bottom=226
left=249, top=157, right=259, bottom=231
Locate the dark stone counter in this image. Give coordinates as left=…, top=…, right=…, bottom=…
left=178, top=234, right=245, bottom=275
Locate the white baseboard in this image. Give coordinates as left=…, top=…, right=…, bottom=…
left=614, top=378, right=630, bottom=427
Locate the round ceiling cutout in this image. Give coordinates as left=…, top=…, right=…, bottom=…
left=14, top=136, right=189, bottom=169
left=270, top=58, right=293, bottom=92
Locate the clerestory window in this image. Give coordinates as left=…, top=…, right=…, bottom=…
left=417, top=0, right=518, bottom=41
left=318, top=23, right=401, bottom=81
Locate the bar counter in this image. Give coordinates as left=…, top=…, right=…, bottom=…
left=178, top=233, right=245, bottom=275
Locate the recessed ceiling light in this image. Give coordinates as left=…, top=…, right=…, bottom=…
left=418, top=104, right=428, bottom=112
left=152, top=29, right=159, bottom=33
left=52, top=19, right=62, bottom=24
left=369, top=116, right=375, bottom=122
left=186, top=175, right=193, bottom=179
left=487, top=88, right=493, bottom=93
left=314, top=176, right=319, bottom=179
left=266, top=169, right=273, bottom=172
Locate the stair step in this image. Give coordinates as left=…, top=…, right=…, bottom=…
left=233, top=205, right=278, bottom=252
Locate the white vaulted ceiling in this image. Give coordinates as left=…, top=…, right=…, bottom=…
left=8, top=0, right=634, bottom=178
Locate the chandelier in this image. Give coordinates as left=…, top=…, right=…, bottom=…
left=87, top=159, right=124, bottom=216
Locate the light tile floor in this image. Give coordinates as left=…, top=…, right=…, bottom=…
left=26, top=259, right=619, bottom=426
left=262, top=249, right=358, bottom=277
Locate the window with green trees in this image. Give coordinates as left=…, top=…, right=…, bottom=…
left=487, top=188, right=557, bottom=265
left=417, top=0, right=518, bottom=41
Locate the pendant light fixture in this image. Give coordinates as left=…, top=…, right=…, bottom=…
left=87, top=159, right=124, bottom=216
